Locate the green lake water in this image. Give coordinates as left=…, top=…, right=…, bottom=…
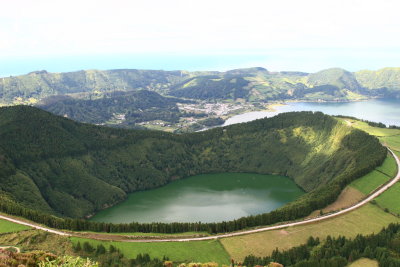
left=90, top=173, right=304, bottom=223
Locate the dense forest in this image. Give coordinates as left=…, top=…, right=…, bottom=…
left=0, top=106, right=386, bottom=233
left=243, top=223, right=400, bottom=267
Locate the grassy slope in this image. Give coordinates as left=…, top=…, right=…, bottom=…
left=0, top=219, right=30, bottom=233
left=220, top=204, right=400, bottom=261
left=349, top=170, right=391, bottom=195
left=70, top=237, right=230, bottom=265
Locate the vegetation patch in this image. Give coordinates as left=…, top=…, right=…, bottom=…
left=0, top=230, right=74, bottom=256
left=0, top=249, right=98, bottom=267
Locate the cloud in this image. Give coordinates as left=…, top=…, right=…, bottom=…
left=0, top=0, right=399, bottom=71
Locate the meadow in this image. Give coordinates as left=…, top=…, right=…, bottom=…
left=0, top=219, right=30, bottom=234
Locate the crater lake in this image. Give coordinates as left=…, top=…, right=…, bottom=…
left=89, top=173, right=304, bottom=223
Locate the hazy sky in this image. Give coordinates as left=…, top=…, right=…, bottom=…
left=1, top=0, right=399, bottom=73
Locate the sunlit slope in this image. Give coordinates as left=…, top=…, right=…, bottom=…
left=0, top=106, right=385, bottom=219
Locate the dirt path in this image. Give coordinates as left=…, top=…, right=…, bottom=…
left=0, top=246, right=21, bottom=253
left=0, top=148, right=399, bottom=242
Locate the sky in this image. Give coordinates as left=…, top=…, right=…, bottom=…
left=1, top=0, right=400, bottom=75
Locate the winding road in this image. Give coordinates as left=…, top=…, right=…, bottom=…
left=0, top=148, right=399, bottom=242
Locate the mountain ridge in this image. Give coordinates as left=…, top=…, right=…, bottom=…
left=1, top=67, right=400, bottom=106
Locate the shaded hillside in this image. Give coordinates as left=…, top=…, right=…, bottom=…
left=38, top=90, right=191, bottom=125
left=0, top=106, right=385, bottom=220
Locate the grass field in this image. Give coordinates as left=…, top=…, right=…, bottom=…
left=376, top=153, right=398, bottom=177
left=349, top=152, right=398, bottom=196
left=348, top=258, right=379, bottom=267
left=381, top=135, right=400, bottom=152
left=349, top=170, right=391, bottom=195
left=345, top=119, right=400, bottom=137
left=0, top=219, right=30, bottom=234
left=70, top=237, right=230, bottom=264
left=375, top=182, right=400, bottom=216
left=220, top=204, right=400, bottom=261
left=395, top=150, right=400, bottom=158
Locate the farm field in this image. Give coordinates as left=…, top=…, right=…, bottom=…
left=220, top=204, right=400, bottom=261
left=70, top=237, right=231, bottom=265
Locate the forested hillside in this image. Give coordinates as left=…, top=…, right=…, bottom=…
left=0, top=106, right=385, bottom=231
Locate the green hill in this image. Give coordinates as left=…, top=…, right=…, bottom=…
left=355, top=67, right=400, bottom=97
left=0, top=106, right=385, bottom=225
left=307, top=68, right=362, bottom=91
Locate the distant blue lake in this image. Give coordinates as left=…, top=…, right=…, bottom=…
left=224, top=98, right=400, bottom=127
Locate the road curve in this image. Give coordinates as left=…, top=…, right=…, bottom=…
left=0, top=148, right=399, bottom=242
